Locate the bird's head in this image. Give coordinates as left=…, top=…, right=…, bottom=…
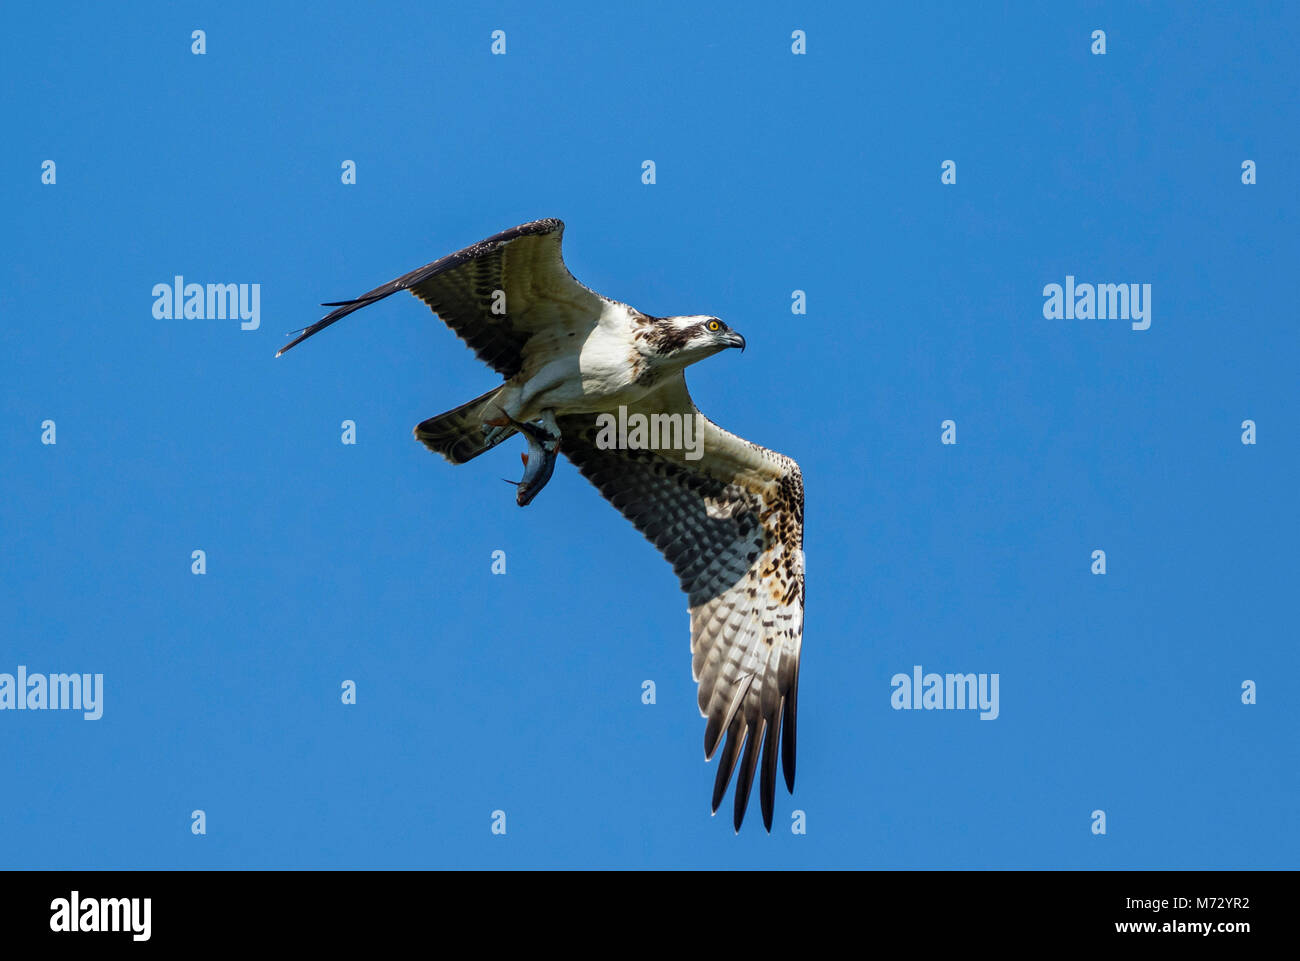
left=647, top=315, right=746, bottom=366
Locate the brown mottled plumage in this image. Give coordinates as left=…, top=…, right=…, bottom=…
left=558, top=378, right=804, bottom=831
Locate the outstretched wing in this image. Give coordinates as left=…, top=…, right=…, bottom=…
left=556, top=374, right=805, bottom=832
left=276, top=218, right=604, bottom=376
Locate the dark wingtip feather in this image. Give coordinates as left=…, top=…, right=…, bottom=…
left=276, top=315, right=337, bottom=356
left=732, top=718, right=764, bottom=832
left=704, top=713, right=724, bottom=761
left=781, top=670, right=799, bottom=794
left=710, top=720, right=745, bottom=814
left=277, top=295, right=389, bottom=356
left=760, top=714, right=780, bottom=832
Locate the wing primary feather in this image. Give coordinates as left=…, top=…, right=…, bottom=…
left=760, top=709, right=780, bottom=831
left=703, top=712, right=724, bottom=761
left=781, top=664, right=799, bottom=793
left=276, top=295, right=387, bottom=357
left=732, top=717, right=766, bottom=833
left=718, top=672, right=754, bottom=743
left=710, top=719, right=746, bottom=815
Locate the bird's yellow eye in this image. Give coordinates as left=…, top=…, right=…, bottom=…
left=707, top=320, right=721, bottom=331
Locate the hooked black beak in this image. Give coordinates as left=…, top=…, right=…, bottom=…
left=726, top=331, right=746, bottom=352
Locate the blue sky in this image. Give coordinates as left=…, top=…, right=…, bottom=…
left=1, top=1, right=1296, bottom=868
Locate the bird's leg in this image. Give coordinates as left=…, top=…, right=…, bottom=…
left=536, top=407, right=560, bottom=441
left=482, top=423, right=510, bottom=447
left=481, top=399, right=521, bottom=448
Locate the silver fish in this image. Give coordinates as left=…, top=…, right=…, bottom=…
left=500, top=415, right=561, bottom=506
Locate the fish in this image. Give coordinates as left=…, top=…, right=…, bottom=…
left=497, top=414, right=561, bottom=506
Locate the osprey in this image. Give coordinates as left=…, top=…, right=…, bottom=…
left=278, top=219, right=805, bottom=832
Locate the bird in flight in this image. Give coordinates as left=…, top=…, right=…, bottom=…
left=278, top=219, right=804, bottom=831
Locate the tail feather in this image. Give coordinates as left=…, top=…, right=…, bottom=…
left=414, top=387, right=514, bottom=464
